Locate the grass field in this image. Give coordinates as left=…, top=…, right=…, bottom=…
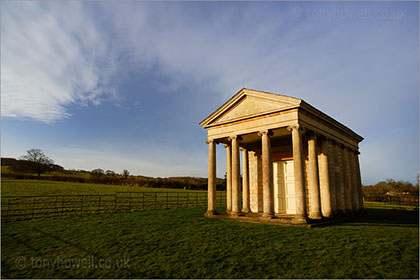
left=1, top=179, right=419, bottom=278
left=1, top=179, right=221, bottom=222
left=1, top=179, right=205, bottom=196
left=364, top=200, right=418, bottom=211
left=2, top=205, right=418, bottom=279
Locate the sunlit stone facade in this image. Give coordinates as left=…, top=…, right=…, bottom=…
left=200, top=88, right=364, bottom=224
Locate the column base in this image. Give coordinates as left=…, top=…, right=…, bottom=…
left=204, top=210, right=218, bottom=217
left=292, top=215, right=308, bottom=224
left=262, top=213, right=274, bottom=219
left=335, top=210, right=345, bottom=217
left=241, top=208, right=251, bottom=213
left=309, top=213, right=322, bottom=220
left=230, top=211, right=245, bottom=217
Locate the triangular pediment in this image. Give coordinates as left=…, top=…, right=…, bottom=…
left=200, top=88, right=302, bottom=128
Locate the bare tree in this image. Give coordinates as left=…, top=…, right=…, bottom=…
left=19, top=149, right=54, bottom=176
left=122, top=169, right=130, bottom=179
left=21, top=149, right=53, bottom=164
left=91, top=169, right=105, bottom=176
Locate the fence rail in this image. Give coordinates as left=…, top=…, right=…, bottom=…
left=1, top=192, right=227, bottom=222
left=3, top=193, right=416, bottom=222
left=363, top=195, right=419, bottom=211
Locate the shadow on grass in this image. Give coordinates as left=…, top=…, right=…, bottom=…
left=28, top=227, right=141, bottom=276
left=339, top=208, right=419, bottom=227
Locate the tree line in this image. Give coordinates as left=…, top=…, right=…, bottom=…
left=1, top=149, right=225, bottom=190
left=3, top=149, right=418, bottom=195
left=362, top=178, right=419, bottom=199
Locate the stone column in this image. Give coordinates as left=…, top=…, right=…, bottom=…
left=242, top=148, right=250, bottom=213
left=231, top=135, right=242, bottom=216
left=225, top=144, right=232, bottom=213
left=256, top=152, right=264, bottom=213
left=205, top=139, right=217, bottom=216
left=259, top=130, right=274, bottom=218
left=341, top=146, right=352, bottom=213
left=308, top=134, right=322, bottom=219
left=354, top=151, right=364, bottom=211
left=334, top=143, right=345, bottom=214
left=328, top=140, right=338, bottom=216
left=319, top=138, right=333, bottom=218
left=288, top=125, right=307, bottom=222
left=349, top=149, right=360, bottom=211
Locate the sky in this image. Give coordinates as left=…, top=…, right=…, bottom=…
left=1, top=1, right=419, bottom=184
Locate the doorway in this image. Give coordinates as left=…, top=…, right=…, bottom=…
left=273, top=160, right=296, bottom=214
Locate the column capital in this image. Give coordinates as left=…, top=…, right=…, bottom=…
left=224, top=144, right=230, bottom=148
left=230, top=135, right=243, bottom=141
left=306, top=129, right=318, bottom=139
left=345, top=146, right=354, bottom=152
left=205, top=139, right=214, bottom=145
left=258, top=129, right=273, bottom=136
left=318, top=134, right=327, bottom=141
left=287, top=124, right=301, bottom=132
left=352, top=148, right=359, bottom=154
left=253, top=151, right=261, bottom=156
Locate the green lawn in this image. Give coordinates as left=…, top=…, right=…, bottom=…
left=1, top=205, right=418, bottom=279
left=1, top=179, right=206, bottom=196
left=1, top=179, right=223, bottom=222
left=364, top=200, right=418, bottom=211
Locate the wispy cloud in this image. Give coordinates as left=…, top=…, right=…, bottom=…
left=1, top=2, right=417, bottom=183
left=105, top=4, right=309, bottom=99
left=1, top=2, right=118, bottom=123
left=105, top=3, right=418, bottom=119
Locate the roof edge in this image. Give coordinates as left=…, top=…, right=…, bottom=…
left=300, top=100, right=364, bottom=142
left=199, top=88, right=302, bottom=127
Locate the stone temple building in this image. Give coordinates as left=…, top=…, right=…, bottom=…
left=200, top=88, right=364, bottom=224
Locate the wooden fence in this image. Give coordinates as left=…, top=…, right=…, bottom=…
left=1, top=191, right=227, bottom=222
left=363, top=195, right=419, bottom=211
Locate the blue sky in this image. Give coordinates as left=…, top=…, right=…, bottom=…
left=1, top=1, right=419, bottom=184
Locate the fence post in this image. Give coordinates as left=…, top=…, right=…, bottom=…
left=187, top=192, right=189, bottom=208
left=129, top=193, right=132, bottom=211
left=31, top=197, right=36, bottom=219
left=176, top=193, right=179, bottom=208
left=166, top=192, right=169, bottom=209
left=80, top=195, right=84, bottom=215
left=142, top=192, right=145, bottom=210
left=98, top=195, right=102, bottom=213
left=55, top=196, right=58, bottom=217
left=114, top=194, right=117, bottom=210
left=196, top=192, right=198, bottom=205
left=155, top=192, right=157, bottom=210
left=61, top=196, right=65, bottom=216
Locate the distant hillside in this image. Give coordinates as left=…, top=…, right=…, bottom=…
left=1, top=157, right=225, bottom=191
left=2, top=157, right=64, bottom=171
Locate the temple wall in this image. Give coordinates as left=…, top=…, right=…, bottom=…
left=249, top=151, right=263, bottom=213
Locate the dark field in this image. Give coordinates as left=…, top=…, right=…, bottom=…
left=2, top=205, right=418, bottom=279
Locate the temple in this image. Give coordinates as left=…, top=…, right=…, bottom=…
left=200, top=88, right=364, bottom=224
